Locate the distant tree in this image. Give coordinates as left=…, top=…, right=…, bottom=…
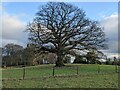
left=2, top=43, right=23, bottom=66
left=32, top=52, right=57, bottom=65
left=113, top=57, right=117, bottom=64
left=86, top=50, right=97, bottom=64
left=105, top=58, right=112, bottom=65
left=46, top=53, right=57, bottom=64
left=33, top=52, right=45, bottom=65
left=22, top=44, right=35, bottom=66
left=63, top=55, right=71, bottom=63
left=3, top=43, right=23, bottom=56
left=73, top=55, right=86, bottom=63
left=27, top=2, right=107, bottom=67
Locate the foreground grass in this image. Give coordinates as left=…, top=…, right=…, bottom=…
left=2, top=64, right=119, bottom=88
left=2, top=73, right=118, bottom=88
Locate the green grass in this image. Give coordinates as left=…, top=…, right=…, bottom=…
left=2, top=64, right=119, bottom=88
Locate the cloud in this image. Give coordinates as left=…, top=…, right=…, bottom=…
left=2, top=13, right=26, bottom=39
left=100, top=13, right=118, bottom=57
left=1, top=13, right=28, bottom=47
left=101, top=14, right=118, bottom=41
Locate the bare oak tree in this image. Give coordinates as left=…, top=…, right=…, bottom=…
left=27, top=2, right=107, bottom=67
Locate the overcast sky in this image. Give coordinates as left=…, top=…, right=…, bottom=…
left=0, top=2, right=118, bottom=58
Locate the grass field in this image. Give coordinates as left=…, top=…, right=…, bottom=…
left=2, top=64, right=119, bottom=88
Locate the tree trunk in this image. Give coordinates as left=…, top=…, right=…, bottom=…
left=55, top=53, right=65, bottom=67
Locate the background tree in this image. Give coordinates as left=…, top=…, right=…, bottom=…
left=86, top=50, right=97, bottom=64
left=45, top=53, right=57, bottom=64
left=27, top=2, right=107, bottom=67
left=63, top=55, right=71, bottom=63
left=105, top=58, right=114, bottom=65
left=22, top=44, right=35, bottom=66
left=73, top=55, right=83, bottom=63
left=2, top=43, right=23, bottom=66
left=33, top=52, right=46, bottom=65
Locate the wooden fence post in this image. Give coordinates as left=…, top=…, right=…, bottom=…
left=23, top=66, right=25, bottom=80
left=77, top=66, right=78, bottom=75
left=115, top=63, right=118, bottom=73
left=114, top=57, right=118, bottom=73
left=53, top=66, right=55, bottom=76
left=98, top=64, right=100, bottom=73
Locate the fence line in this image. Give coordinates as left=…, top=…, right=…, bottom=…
left=2, top=64, right=119, bottom=80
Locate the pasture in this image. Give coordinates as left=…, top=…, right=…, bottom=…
left=2, top=64, right=119, bottom=88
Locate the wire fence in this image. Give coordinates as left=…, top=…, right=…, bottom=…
left=2, top=64, right=119, bottom=80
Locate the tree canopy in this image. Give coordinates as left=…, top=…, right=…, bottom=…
left=27, top=2, right=107, bottom=66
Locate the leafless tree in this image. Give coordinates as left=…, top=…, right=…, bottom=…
left=27, top=2, right=107, bottom=67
